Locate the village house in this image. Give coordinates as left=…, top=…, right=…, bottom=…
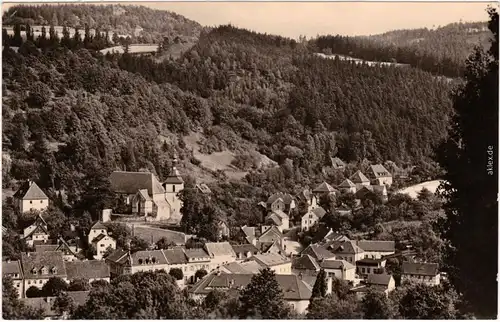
left=264, top=209, right=290, bottom=231
left=338, top=179, right=357, bottom=194
left=319, top=259, right=357, bottom=282
left=220, top=261, right=262, bottom=274
left=14, top=180, right=49, bottom=213
left=351, top=273, right=396, bottom=300
left=266, top=192, right=296, bottom=213
left=65, top=260, right=110, bottom=284
left=312, top=182, right=338, bottom=197
left=367, top=164, right=393, bottom=186
left=35, top=238, right=82, bottom=262
left=189, top=272, right=313, bottom=314
left=296, top=189, right=318, bottom=212
left=204, top=242, right=237, bottom=269
left=256, top=226, right=285, bottom=252
left=292, top=255, right=321, bottom=276
left=183, top=248, right=212, bottom=282
left=105, top=249, right=131, bottom=277
left=128, top=249, right=170, bottom=275
left=247, top=253, right=291, bottom=274
left=21, top=251, right=67, bottom=297
left=92, top=234, right=116, bottom=260
left=196, top=183, right=212, bottom=194
left=301, top=206, right=327, bottom=231
left=356, top=258, right=387, bottom=278
left=110, top=166, right=183, bottom=222
left=23, top=291, right=90, bottom=319
left=349, top=171, right=371, bottom=190
left=330, top=157, right=346, bottom=170
left=355, top=185, right=388, bottom=203
left=300, top=244, right=336, bottom=261
left=326, top=240, right=365, bottom=264
left=231, top=244, right=260, bottom=261
left=23, top=214, right=50, bottom=247
left=401, top=262, right=441, bottom=286
left=3, top=260, right=24, bottom=298
left=356, top=240, right=396, bottom=259
left=238, top=225, right=259, bottom=245
left=87, top=222, right=108, bottom=245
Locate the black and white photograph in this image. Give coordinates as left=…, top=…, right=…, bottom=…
left=1, top=1, right=498, bottom=319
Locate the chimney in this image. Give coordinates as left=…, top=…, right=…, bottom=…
left=28, top=180, right=33, bottom=187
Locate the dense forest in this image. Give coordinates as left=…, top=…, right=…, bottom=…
left=312, top=21, right=491, bottom=77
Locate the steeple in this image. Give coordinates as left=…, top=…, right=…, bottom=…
left=163, top=153, right=184, bottom=185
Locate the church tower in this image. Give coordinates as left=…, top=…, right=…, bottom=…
left=162, top=154, right=184, bottom=220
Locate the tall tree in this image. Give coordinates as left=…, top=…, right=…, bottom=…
left=3, top=277, right=43, bottom=319
left=361, top=288, right=394, bottom=319
left=435, top=7, right=498, bottom=318
left=311, top=268, right=327, bottom=299
left=239, top=268, right=291, bottom=319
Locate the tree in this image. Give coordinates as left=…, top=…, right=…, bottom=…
left=25, top=286, right=42, bottom=298
left=311, top=268, right=327, bottom=299
left=239, top=268, right=291, bottom=319
left=435, top=7, right=498, bottom=318
left=361, top=288, right=394, bottom=319
left=68, top=278, right=90, bottom=292
left=3, top=277, right=43, bottom=319
left=156, top=237, right=175, bottom=250
left=194, top=269, right=208, bottom=282
left=169, top=268, right=183, bottom=281
left=41, top=277, right=68, bottom=296
left=52, top=291, right=75, bottom=317
left=306, top=293, right=362, bottom=319
left=130, top=236, right=149, bottom=253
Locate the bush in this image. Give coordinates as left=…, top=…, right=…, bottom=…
left=169, top=268, right=183, bottom=281
left=26, top=286, right=42, bottom=298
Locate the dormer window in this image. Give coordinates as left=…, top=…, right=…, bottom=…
left=145, top=258, right=150, bottom=265
left=152, top=257, right=156, bottom=264
left=51, top=267, right=57, bottom=274
left=138, top=259, right=143, bottom=265
left=41, top=267, right=48, bottom=275
left=31, top=268, right=37, bottom=275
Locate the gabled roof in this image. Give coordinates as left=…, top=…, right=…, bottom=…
left=105, top=249, right=129, bottom=264
left=356, top=240, right=395, bottom=253
left=131, top=250, right=169, bottom=266
left=301, top=244, right=336, bottom=261
left=196, top=183, right=211, bottom=194
left=204, top=242, right=237, bottom=258
left=356, top=258, right=386, bottom=266
left=367, top=273, right=393, bottom=286
left=190, top=272, right=312, bottom=300
left=241, top=226, right=256, bottom=238
left=110, top=171, right=165, bottom=196
left=271, top=209, right=289, bottom=220
left=259, top=240, right=285, bottom=254
left=292, top=254, right=320, bottom=271
left=222, top=262, right=252, bottom=274
left=267, top=192, right=294, bottom=205
left=231, top=244, right=259, bottom=255
left=24, top=223, right=49, bottom=239
left=328, top=240, right=364, bottom=255
left=14, top=181, right=48, bottom=200
left=21, top=251, right=66, bottom=279
left=3, top=260, right=23, bottom=278
left=164, top=248, right=189, bottom=264
left=163, top=167, right=184, bottom=185
left=258, top=226, right=283, bottom=242
left=369, top=164, right=392, bottom=178
left=184, top=248, right=210, bottom=259
left=266, top=213, right=282, bottom=226
left=311, top=207, right=327, bottom=219
left=91, top=221, right=107, bottom=230
left=402, top=262, right=439, bottom=276
left=320, top=259, right=355, bottom=270
left=137, top=189, right=151, bottom=201
left=331, top=157, right=346, bottom=168
left=239, top=260, right=264, bottom=274
left=350, top=170, right=370, bottom=184
left=339, top=179, right=356, bottom=188
left=312, top=182, right=336, bottom=193
left=65, top=260, right=110, bottom=280
left=250, top=253, right=290, bottom=267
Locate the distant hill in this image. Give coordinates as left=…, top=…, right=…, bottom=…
left=2, top=4, right=203, bottom=44
left=312, top=21, right=491, bottom=77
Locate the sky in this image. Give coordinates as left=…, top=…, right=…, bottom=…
left=2, top=1, right=497, bottom=38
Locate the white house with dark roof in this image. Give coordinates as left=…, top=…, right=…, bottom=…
left=189, top=272, right=313, bottom=314
left=92, top=234, right=116, bottom=260
left=248, top=253, right=291, bottom=274
left=312, top=182, right=338, bottom=197
left=14, top=180, right=49, bottom=213
left=338, top=179, right=357, bottom=194
left=232, top=244, right=260, bottom=261
left=301, top=206, right=326, bottom=231
left=367, top=164, right=393, bottom=186
left=21, top=251, right=67, bottom=297
left=401, top=262, right=440, bottom=286
left=350, top=171, right=371, bottom=190
left=300, top=244, right=336, bottom=261
left=266, top=193, right=296, bottom=213
left=23, top=214, right=50, bottom=247
left=87, top=221, right=108, bottom=245
left=355, top=185, right=388, bottom=202
left=265, top=209, right=289, bottom=231
left=356, top=240, right=395, bottom=259
left=326, top=240, right=365, bottom=264
left=320, top=259, right=357, bottom=281
left=3, top=260, right=24, bottom=298
left=204, top=242, right=237, bottom=268
left=351, top=273, right=395, bottom=300
left=356, top=257, right=387, bottom=278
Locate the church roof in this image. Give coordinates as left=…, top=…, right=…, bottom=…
left=110, top=171, right=165, bottom=195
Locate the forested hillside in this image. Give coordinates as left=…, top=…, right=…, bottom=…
left=2, top=4, right=203, bottom=43
left=313, top=21, right=491, bottom=77
left=3, top=18, right=455, bottom=223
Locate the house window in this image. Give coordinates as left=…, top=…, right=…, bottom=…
left=100, top=244, right=105, bottom=247
left=173, top=185, right=176, bottom=192
left=40, top=200, right=43, bottom=204
left=39, top=280, right=42, bottom=284
left=361, top=268, right=365, bottom=273
left=30, top=201, right=33, bottom=204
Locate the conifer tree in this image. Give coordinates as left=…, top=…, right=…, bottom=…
left=311, top=268, right=328, bottom=298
